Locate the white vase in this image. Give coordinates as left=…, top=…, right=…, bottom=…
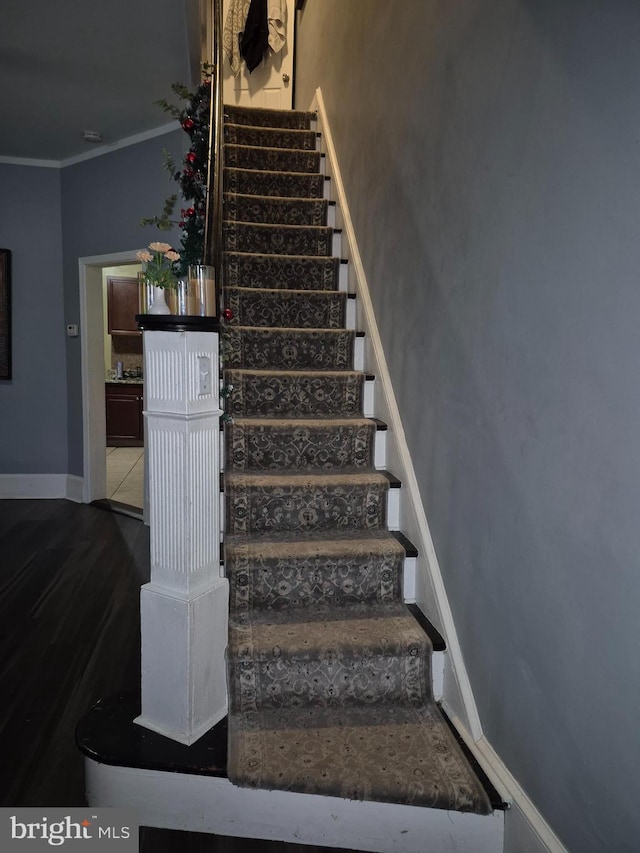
left=148, top=285, right=171, bottom=315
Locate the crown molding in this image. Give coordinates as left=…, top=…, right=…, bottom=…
left=0, top=122, right=180, bottom=170
left=0, top=155, right=60, bottom=168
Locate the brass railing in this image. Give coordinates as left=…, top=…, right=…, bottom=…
left=203, top=0, right=224, bottom=314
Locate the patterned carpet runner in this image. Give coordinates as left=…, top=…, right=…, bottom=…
left=222, top=104, right=491, bottom=814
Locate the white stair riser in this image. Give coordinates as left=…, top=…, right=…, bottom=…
left=85, top=762, right=503, bottom=853
left=364, top=375, right=375, bottom=417
left=354, top=335, right=364, bottom=370
left=346, top=295, right=356, bottom=329
left=374, top=428, right=387, bottom=469
left=433, top=648, right=445, bottom=701
left=339, top=260, right=349, bottom=291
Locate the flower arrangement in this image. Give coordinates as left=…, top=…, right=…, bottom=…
left=137, top=242, right=180, bottom=290
left=140, top=65, right=214, bottom=277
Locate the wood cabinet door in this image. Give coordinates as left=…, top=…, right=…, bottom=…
left=107, top=277, right=140, bottom=335
left=105, top=384, right=143, bottom=446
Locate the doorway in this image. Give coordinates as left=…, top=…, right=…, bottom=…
left=79, top=251, right=147, bottom=518
left=222, top=0, right=295, bottom=109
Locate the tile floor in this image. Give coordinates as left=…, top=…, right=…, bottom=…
left=106, top=446, right=144, bottom=509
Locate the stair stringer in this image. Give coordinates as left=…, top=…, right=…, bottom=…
left=311, top=88, right=569, bottom=853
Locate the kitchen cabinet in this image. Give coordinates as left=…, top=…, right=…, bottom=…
left=107, top=276, right=140, bottom=336
left=105, top=383, right=143, bottom=446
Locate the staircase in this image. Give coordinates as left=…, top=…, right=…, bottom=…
left=221, top=105, right=494, bottom=815
left=79, top=103, right=505, bottom=853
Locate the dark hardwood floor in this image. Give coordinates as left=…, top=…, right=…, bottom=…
left=0, top=500, right=356, bottom=853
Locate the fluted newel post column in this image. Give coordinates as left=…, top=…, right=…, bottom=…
left=134, top=318, right=227, bottom=745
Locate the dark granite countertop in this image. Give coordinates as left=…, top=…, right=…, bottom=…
left=105, top=377, right=144, bottom=385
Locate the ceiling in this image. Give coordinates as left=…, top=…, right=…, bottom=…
left=0, top=0, right=202, bottom=163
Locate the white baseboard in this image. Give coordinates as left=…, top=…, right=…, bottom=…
left=0, top=474, right=68, bottom=499
left=0, top=473, right=85, bottom=502
left=66, top=475, right=84, bottom=503
left=445, top=713, right=568, bottom=853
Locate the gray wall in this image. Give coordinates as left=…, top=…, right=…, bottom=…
left=0, top=165, right=67, bottom=473
left=296, top=2, right=640, bottom=850
left=61, top=130, right=184, bottom=475
left=0, top=130, right=184, bottom=478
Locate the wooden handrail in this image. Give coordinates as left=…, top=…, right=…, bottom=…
left=203, top=0, right=224, bottom=314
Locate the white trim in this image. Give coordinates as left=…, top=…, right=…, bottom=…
left=0, top=155, right=60, bottom=169
left=446, top=709, right=568, bottom=853
left=312, top=87, right=483, bottom=741
left=0, top=123, right=180, bottom=170
left=79, top=250, right=141, bottom=505
left=86, top=761, right=504, bottom=853
left=61, top=122, right=180, bottom=167
left=134, top=703, right=227, bottom=746
left=66, top=475, right=84, bottom=503
left=0, top=474, right=68, bottom=499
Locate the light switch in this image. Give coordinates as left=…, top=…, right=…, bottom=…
left=198, top=356, right=211, bottom=395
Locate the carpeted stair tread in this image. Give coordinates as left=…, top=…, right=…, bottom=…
left=225, top=527, right=405, bottom=551
left=224, top=471, right=389, bottom=535
left=225, top=144, right=321, bottom=174
left=223, top=252, right=339, bottom=291
left=225, top=529, right=404, bottom=544
left=224, top=326, right=354, bottom=370
left=225, top=469, right=389, bottom=486
left=225, top=416, right=374, bottom=470
left=224, top=287, right=345, bottom=329
left=224, top=369, right=364, bottom=418
left=225, top=123, right=317, bottom=150
left=224, top=193, right=328, bottom=227
left=228, top=602, right=431, bottom=710
left=227, top=703, right=492, bottom=814
left=224, top=168, right=325, bottom=199
left=224, top=105, right=316, bottom=129
left=226, top=530, right=404, bottom=611
left=230, top=600, right=430, bottom=658
left=224, top=221, right=333, bottom=257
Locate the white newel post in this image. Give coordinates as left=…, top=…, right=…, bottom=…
left=135, top=326, right=228, bottom=745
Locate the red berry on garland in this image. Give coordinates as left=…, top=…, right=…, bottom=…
left=186, top=152, right=197, bottom=164
left=179, top=221, right=185, bottom=228
left=186, top=207, right=195, bottom=217
left=182, top=118, right=195, bottom=131
left=222, top=308, right=234, bottom=321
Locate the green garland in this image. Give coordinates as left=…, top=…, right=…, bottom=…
left=141, top=64, right=214, bottom=277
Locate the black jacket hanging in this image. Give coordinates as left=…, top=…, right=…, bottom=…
left=240, top=0, right=269, bottom=73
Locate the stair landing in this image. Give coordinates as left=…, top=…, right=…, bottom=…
left=78, top=694, right=505, bottom=853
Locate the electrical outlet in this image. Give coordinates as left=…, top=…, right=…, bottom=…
left=66, top=324, right=79, bottom=337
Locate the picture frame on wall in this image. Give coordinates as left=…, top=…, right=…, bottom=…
left=0, top=249, right=11, bottom=380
